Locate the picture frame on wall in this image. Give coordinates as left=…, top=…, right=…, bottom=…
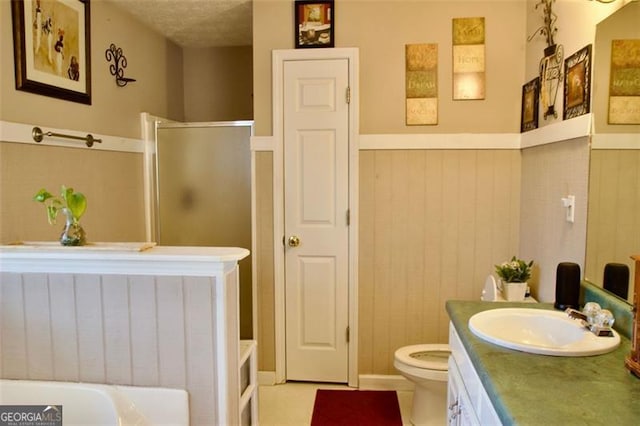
left=11, top=0, right=91, bottom=105
left=295, top=0, right=334, bottom=48
left=608, top=39, right=640, bottom=125
left=563, top=44, right=592, bottom=120
left=521, top=77, right=540, bottom=132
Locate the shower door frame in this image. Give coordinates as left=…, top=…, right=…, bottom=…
left=148, top=119, right=257, bottom=340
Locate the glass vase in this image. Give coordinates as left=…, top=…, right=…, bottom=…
left=60, top=208, right=87, bottom=246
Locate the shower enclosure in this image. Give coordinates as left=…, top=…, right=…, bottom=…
left=154, top=121, right=253, bottom=338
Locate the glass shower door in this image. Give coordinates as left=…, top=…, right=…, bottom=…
left=155, top=121, right=253, bottom=338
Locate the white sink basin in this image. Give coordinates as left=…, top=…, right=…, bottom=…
left=468, top=308, right=620, bottom=356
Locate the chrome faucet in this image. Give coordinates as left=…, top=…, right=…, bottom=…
left=565, top=307, right=615, bottom=337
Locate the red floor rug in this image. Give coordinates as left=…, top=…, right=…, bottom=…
left=310, top=389, right=403, bottom=426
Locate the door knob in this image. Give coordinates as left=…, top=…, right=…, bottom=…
left=288, top=235, right=300, bottom=247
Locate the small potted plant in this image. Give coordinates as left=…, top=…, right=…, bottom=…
left=495, top=256, right=534, bottom=301
left=33, top=185, right=87, bottom=246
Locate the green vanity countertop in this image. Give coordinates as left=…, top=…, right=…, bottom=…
left=446, top=300, right=640, bottom=425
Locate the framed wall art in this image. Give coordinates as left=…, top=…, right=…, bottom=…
left=563, top=44, right=592, bottom=120
left=11, top=0, right=91, bottom=104
left=406, top=43, right=438, bottom=125
left=521, top=77, right=540, bottom=132
left=295, top=1, right=334, bottom=48
left=452, top=17, right=485, bottom=100
left=609, top=39, right=640, bottom=124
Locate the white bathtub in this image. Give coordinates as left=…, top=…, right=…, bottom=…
left=0, top=379, right=189, bottom=425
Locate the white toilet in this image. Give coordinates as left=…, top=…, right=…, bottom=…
left=393, top=344, right=450, bottom=425
left=394, top=275, right=516, bottom=425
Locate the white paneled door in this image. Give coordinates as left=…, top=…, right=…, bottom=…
left=283, top=58, right=350, bottom=382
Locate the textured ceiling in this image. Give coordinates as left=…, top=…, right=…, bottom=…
left=107, top=0, right=252, bottom=48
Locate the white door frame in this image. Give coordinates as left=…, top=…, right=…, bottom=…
left=272, top=48, right=359, bottom=387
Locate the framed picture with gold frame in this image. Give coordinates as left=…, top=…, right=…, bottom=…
left=521, top=77, right=540, bottom=132
left=294, top=1, right=334, bottom=48
left=563, top=44, right=592, bottom=120
left=11, top=0, right=91, bottom=104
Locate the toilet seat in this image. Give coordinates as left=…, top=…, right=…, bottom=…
left=394, top=344, right=450, bottom=370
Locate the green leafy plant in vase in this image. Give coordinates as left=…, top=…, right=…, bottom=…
left=33, top=185, right=87, bottom=246
left=495, top=256, right=534, bottom=301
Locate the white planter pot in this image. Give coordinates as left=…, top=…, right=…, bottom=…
left=502, top=281, right=527, bottom=301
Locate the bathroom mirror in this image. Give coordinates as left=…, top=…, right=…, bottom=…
left=584, top=1, right=640, bottom=303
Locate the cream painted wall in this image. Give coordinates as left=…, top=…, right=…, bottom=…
left=253, top=0, right=527, bottom=136
left=252, top=0, right=290, bottom=136
left=524, top=0, right=628, bottom=130
left=252, top=0, right=528, bottom=374
left=252, top=1, right=629, bottom=376
left=341, top=0, right=526, bottom=134
left=0, top=0, right=183, bottom=243
left=255, top=152, right=276, bottom=371
left=0, top=0, right=628, bottom=378
left=0, top=142, right=145, bottom=243
left=183, top=46, right=253, bottom=122
left=0, top=0, right=185, bottom=138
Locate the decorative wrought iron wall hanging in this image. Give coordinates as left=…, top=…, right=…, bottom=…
left=105, top=43, right=136, bottom=87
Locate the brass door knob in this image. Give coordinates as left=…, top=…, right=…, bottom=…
left=288, top=235, right=300, bottom=247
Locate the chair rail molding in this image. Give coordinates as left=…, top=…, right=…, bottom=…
left=0, top=120, right=143, bottom=153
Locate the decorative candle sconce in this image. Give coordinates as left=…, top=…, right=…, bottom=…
left=539, top=43, right=564, bottom=119
left=105, top=43, right=136, bottom=87
left=528, top=0, right=563, bottom=120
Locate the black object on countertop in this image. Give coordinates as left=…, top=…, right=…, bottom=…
left=554, top=262, right=581, bottom=310
left=603, top=262, right=629, bottom=300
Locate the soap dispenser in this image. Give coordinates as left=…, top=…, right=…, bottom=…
left=554, top=262, right=581, bottom=310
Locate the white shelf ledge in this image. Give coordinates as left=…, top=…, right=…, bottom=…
left=520, top=114, right=593, bottom=149
left=0, top=245, right=250, bottom=276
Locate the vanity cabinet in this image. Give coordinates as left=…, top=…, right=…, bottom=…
left=448, top=324, right=501, bottom=425
left=447, top=355, right=478, bottom=425
left=447, top=300, right=640, bottom=423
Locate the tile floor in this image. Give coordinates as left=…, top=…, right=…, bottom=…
left=258, top=382, right=414, bottom=426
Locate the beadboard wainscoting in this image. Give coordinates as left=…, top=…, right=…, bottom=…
left=519, top=137, right=591, bottom=303
left=0, top=273, right=227, bottom=424
left=252, top=117, right=593, bottom=379
left=358, top=149, right=521, bottom=374
left=0, top=245, right=249, bottom=425
left=251, top=146, right=522, bottom=377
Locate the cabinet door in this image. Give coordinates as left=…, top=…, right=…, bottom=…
left=448, top=357, right=480, bottom=426
left=458, top=391, right=480, bottom=426
left=447, top=357, right=462, bottom=425
left=449, top=323, right=501, bottom=425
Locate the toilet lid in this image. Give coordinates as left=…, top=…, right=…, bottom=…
left=395, top=344, right=450, bottom=370
left=481, top=275, right=498, bottom=301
